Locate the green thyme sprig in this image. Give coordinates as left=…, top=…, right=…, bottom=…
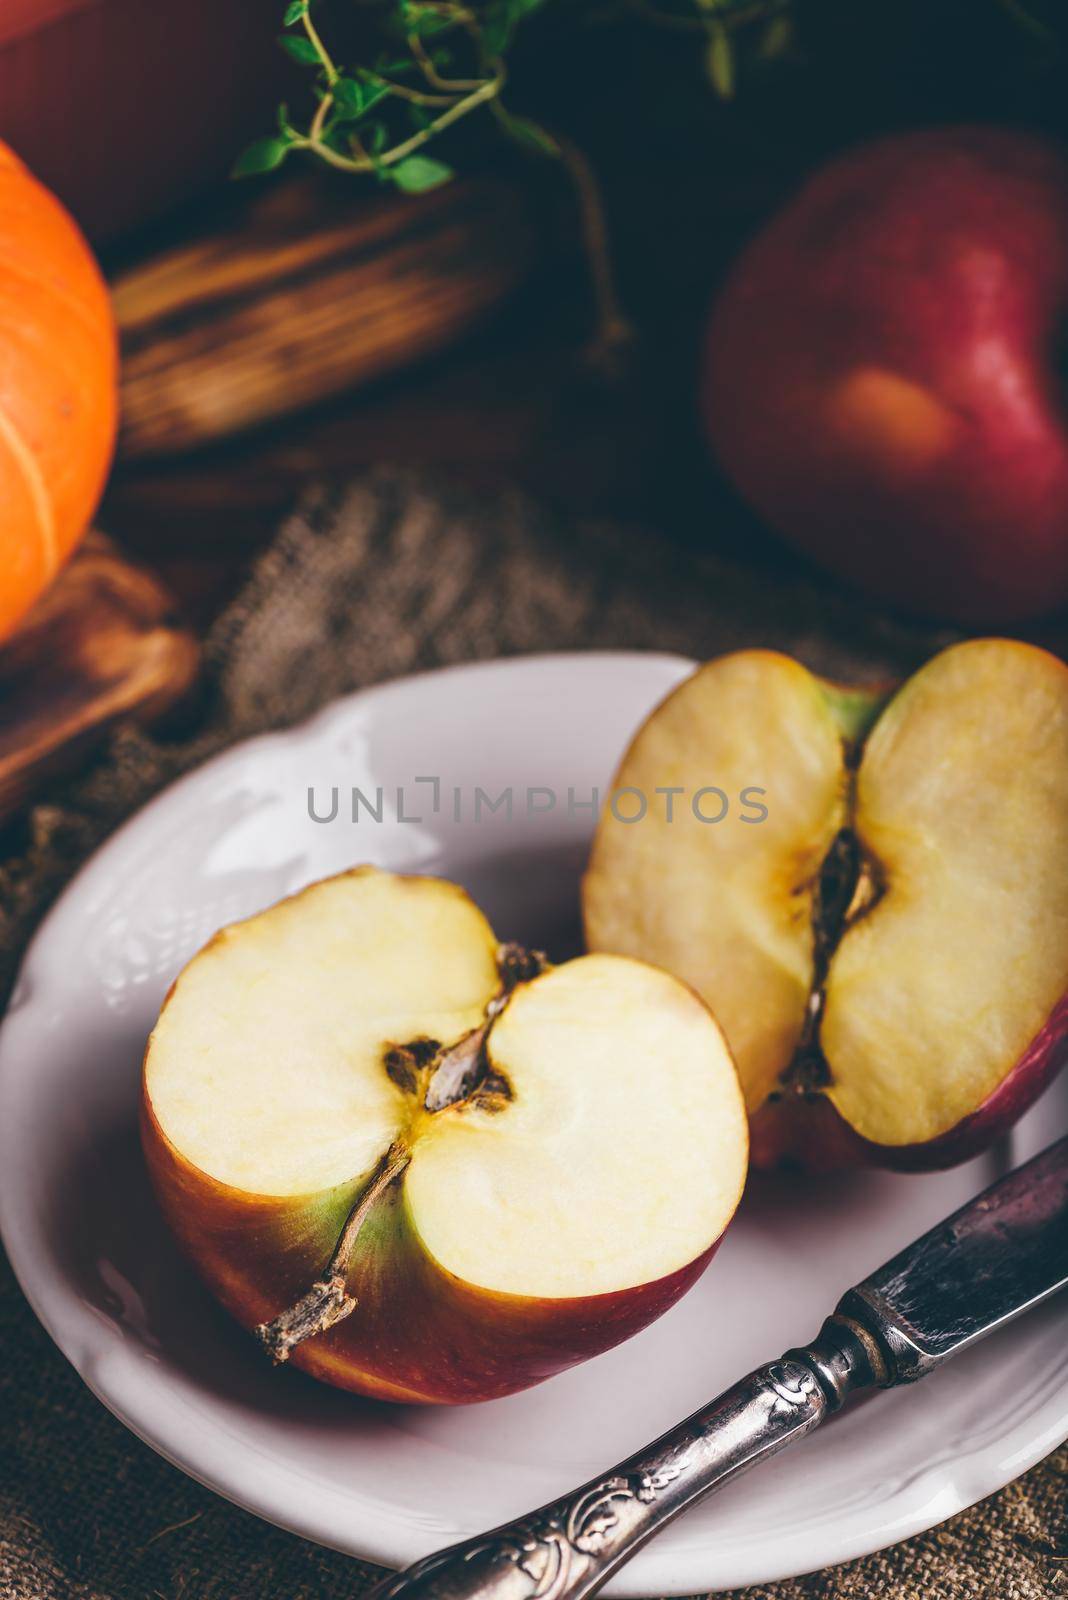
left=235, top=0, right=795, bottom=189
left=235, top=0, right=1061, bottom=358
left=235, top=1, right=558, bottom=191
left=234, top=0, right=796, bottom=354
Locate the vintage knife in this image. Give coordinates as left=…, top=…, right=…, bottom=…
left=367, top=1135, right=1068, bottom=1600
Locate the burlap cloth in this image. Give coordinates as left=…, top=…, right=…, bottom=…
left=1, top=470, right=1065, bottom=1600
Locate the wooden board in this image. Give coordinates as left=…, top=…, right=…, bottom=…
left=114, top=174, right=541, bottom=459
left=0, top=534, right=200, bottom=823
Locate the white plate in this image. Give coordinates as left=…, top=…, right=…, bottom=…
left=1, top=652, right=1065, bottom=1595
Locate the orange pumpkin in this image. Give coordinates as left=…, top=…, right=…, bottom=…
left=0, top=142, right=117, bottom=644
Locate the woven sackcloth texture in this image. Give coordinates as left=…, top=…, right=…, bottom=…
left=0, top=469, right=1065, bottom=1600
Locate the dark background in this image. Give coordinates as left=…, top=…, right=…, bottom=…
left=78, top=1, right=1068, bottom=628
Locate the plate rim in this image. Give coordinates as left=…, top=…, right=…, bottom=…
left=1, top=647, right=1065, bottom=1596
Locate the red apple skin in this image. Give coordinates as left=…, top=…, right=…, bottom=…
left=704, top=127, right=1068, bottom=624
left=750, top=990, right=1068, bottom=1174
left=141, top=1095, right=726, bottom=1405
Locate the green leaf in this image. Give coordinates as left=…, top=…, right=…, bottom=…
left=282, top=0, right=307, bottom=25
left=706, top=22, right=734, bottom=98
left=496, top=110, right=558, bottom=158
left=321, top=126, right=355, bottom=156
left=481, top=11, right=512, bottom=56
left=233, top=136, right=290, bottom=178
left=483, top=0, right=547, bottom=56
left=493, top=0, right=549, bottom=24
left=411, top=42, right=453, bottom=73
left=758, top=13, right=793, bottom=58
left=279, top=32, right=321, bottom=65
left=332, top=76, right=366, bottom=115
left=400, top=3, right=454, bottom=38
left=390, top=154, right=455, bottom=193
left=333, top=75, right=390, bottom=121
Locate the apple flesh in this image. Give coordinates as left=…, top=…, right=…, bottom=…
left=703, top=127, right=1068, bottom=624
left=584, top=639, right=1068, bottom=1170
left=142, top=868, right=747, bottom=1403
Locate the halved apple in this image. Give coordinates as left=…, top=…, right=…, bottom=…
left=584, top=640, right=1068, bottom=1170
left=142, top=868, right=747, bottom=1403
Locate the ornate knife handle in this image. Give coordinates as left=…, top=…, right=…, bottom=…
left=365, top=1317, right=885, bottom=1600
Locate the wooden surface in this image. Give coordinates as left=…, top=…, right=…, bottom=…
left=101, top=271, right=668, bottom=630
left=100, top=190, right=769, bottom=634
left=0, top=534, right=199, bottom=823
left=115, top=175, right=542, bottom=459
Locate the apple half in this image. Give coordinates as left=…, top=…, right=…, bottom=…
left=142, top=868, right=747, bottom=1403
left=584, top=639, right=1068, bottom=1171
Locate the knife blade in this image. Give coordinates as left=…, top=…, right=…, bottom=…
left=839, top=1133, right=1068, bottom=1381
left=366, top=1137, right=1068, bottom=1600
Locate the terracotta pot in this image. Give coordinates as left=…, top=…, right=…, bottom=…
left=0, top=0, right=288, bottom=239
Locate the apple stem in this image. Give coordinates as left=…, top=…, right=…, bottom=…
left=255, top=1142, right=412, bottom=1364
